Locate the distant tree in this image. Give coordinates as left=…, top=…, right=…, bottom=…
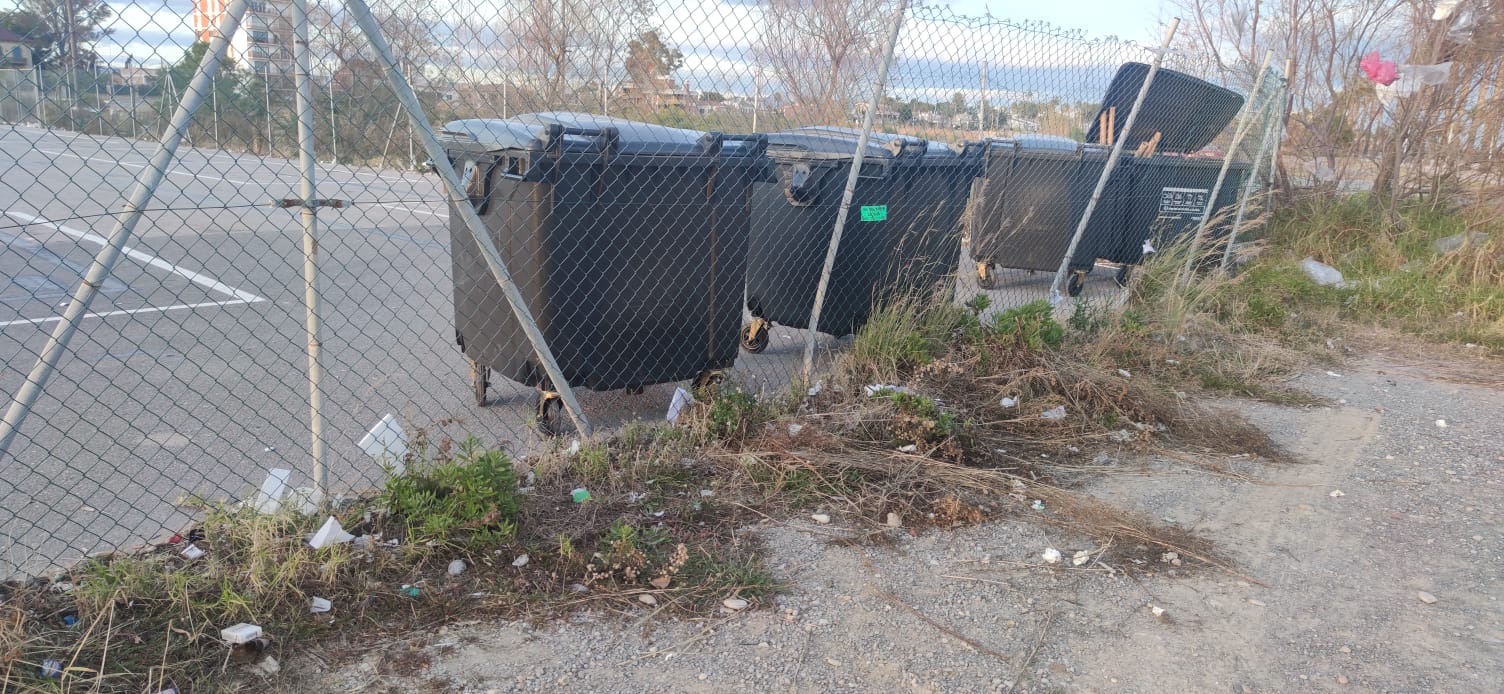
left=5, top=0, right=111, bottom=70
left=624, top=28, right=684, bottom=108
left=700, top=91, right=725, bottom=102
left=948, top=91, right=966, bottom=116
left=758, top=0, right=895, bottom=123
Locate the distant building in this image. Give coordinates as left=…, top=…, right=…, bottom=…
left=192, top=0, right=291, bottom=74
left=617, top=77, right=695, bottom=111
left=112, top=66, right=153, bottom=87
left=0, top=27, right=32, bottom=70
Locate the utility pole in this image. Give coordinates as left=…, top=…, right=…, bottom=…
left=977, top=59, right=987, bottom=139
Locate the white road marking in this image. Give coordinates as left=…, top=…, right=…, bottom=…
left=375, top=202, right=448, bottom=218
left=3, top=210, right=267, bottom=303
left=36, top=149, right=259, bottom=186
left=0, top=299, right=258, bottom=328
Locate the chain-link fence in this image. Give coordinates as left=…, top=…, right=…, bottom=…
left=0, top=0, right=1286, bottom=578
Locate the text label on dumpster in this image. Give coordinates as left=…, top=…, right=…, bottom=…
left=860, top=205, right=888, bottom=222
left=1158, top=187, right=1209, bottom=218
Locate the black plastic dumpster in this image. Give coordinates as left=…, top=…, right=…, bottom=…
left=1100, top=155, right=1252, bottom=273
left=967, top=135, right=1126, bottom=296
left=440, top=112, right=767, bottom=432
left=739, top=127, right=983, bottom=351
left=1085, top=63, right=1246, bottom=155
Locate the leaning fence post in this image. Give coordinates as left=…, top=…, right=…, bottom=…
left=1048, top=18, right=1181, bottom=304
left=1219, top=82, right=1283, bottom=274
left=290, top=0, right=330, bottom=497
left=0, top=0, right=251, bottom=460
left=801, top=0, right=909, bottom=383
left=344, top=0, right=593, bottom=436
left=1180, top=49, right=1273, bottom=283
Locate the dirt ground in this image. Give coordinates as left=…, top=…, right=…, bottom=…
left=288, top=351, right=1502, bottom=693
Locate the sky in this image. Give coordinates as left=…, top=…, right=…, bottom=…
left=945, top=0, right=1166, bottom=42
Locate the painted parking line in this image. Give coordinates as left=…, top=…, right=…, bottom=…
left=375, top=202, right=448, bottom=218
left=1, top=211, right=268, bottom=329
left=34, top=149, right=262, bottom=187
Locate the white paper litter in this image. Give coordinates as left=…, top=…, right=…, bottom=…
left=310, top=597, right=332, bottom=613
left=1000, top=396, right=1018, bottom=408
left=253, top=468, right=291, bottom=514
left=1142, top=240, right=1156, bottom=254
left=220, top=623, right=263, bottom=644
left=358, top=414, right=408, bottom=475
left=1403, top=62, right=1452, bottom=86
left=308, top=516, right=355, bottom=549
left=1433, top=0, right=1460, bottom=21
left=1040, top=405, right=1067, bottom=420
left=666, top=387, right=694, bottom=423
left=864, top=384, right=912, bottom=397
left=1041, top=548, right=1062, bottom=564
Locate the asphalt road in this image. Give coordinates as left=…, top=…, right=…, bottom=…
left=0, top=125, right=1126, bottom=577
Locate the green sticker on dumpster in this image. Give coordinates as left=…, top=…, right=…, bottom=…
left=860, top=205, right=888, bottom=222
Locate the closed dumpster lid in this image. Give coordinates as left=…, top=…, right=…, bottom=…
left=768, top=126, right=965, bottom=160
left=1085, top=63, right=1244, bottom=154
left=442, top=112, right=760, bottom=156
left=989, top=134, right=1082, bottom=152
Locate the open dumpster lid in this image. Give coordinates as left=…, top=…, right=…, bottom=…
left=442, top=112, right=760, bottom=156
left=1085, top=63, right=1245, bottom=155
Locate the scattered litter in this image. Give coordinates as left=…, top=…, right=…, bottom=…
left=1162, top=516, right=1176, bottom=524
left=447, top=559, right=467, bottom=576
left=1072, top=550, right=1091, bottom=566
left=1161, top=551, right=1181, bottom=565
left=250, top=656, right=280, bottom=676
left=886, top=512, right=902, bottom=528
left=1000, top=396, right=1018, bottom=408
left=571, top=488, right=592, bottom=503
left=1141, top=240, right=1155, bottom=255
left=1325, top=371, right=1342, bottom=378
left=253, top=468, right=291, bottom=514
left=1433, top=0, right=1460, bottom=20
left=1248, top=598, right=1266, bottom=607
left=787, top=423, right=804, bottom=436
left=666, top=387, right=695, bottom=423
left=220, top=623, right=264, bottom=645
left=40, top=659, right=63, bottom=679
left=811, top=513, right=831, bottom=524
left=62, top=615, right=78, bottom=627
left=358, top=414, right=408, bottom=475
left=1031, top=499, right=1045, bottom=511
left=1117, top=369, right=1131, bottom=378
left=1435, top=419, right=1448, bottom=428
left=1405, top=62, right=1453, bottom=86
left=722, top=598, right=749, bottom=611
left=864, top=384, right=911, bottom=397
left=569, top=583, right=589, bottom=594
left=1301, top=257, right=1346, bottom=287
left=263, top=446, right=275, bottom=453
left=1337, top=675, right=1350, bottom=685
left=565, top=439, right=581, bottom=456
left=1149, top=604, right=1165, bottom=618
left=1165, top=358, right=1180, bottom=365
left=1360, top=51, right=1398, bottom=86
left=897, top=444, right=917, bottom=453
left=308, top=516, right=355, bottom=549
left=289, top=487, right=323, bottom=515
left=310, top=597, right=332, bottom=613
left=512, top=553, right=530, bottom=568
left=400, top=585, right=421, bottom=597
left=1417, top=591, right=1438, bottom=604
left=700, top=489, right=714, bottom=497
left=1329, top=490, right=1345, bottom=498
left=1041, top=548, right=1062, bottom=564
left=180, top=544, right=205, bottom=560
left=638, top=594, right=658, bottom=606
left=650, top=576, right=671, bottom=589
left=1431, top=231, right=1487, bottom=253
left=1040, top=405, right=1067, bottom=420
left=1108, top=429, right=1133, bottom=443
left=807, top=382, right=823, bottom=397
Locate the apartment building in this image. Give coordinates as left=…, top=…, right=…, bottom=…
left=191, top=0, right=292, bottom=74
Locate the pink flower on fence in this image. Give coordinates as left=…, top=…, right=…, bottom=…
left=1360, top=51, right=1398, bottom=86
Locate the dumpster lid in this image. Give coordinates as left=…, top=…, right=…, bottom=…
left=768, top=126, right=964, bottom=160
left=1085, top=63, right=1245, bottom=155
left=442, top=112, right=759, bottom=156
left=988, top=134, right=1083, bottom=153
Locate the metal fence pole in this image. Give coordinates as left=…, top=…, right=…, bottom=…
left=291, top=0, right=328, bottom=496
left=1219, top=95, right=1279, bottom=273
left=1180, top=50, right=1273, bottom=282
left=1048, top=18, right=1180, bottom=304
left=344, top=0, right=593, bottom=436
left=800, top=0, right=909, bottom=382
left=0, top=0, right=250, bottom=459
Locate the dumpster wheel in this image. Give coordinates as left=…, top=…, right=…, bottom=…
left=1114, top=265, right=1131, bottom=287
left=534, top=390, right=563, bottom=437
left=470, top=360, right=490, bottom=407
left=1067, top=270, right=1087, bottom=298
left=740, top=319, right=771, bottom=353
left=975, top=262, right=996, bottom=290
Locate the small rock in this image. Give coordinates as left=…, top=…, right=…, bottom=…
left=886, top=512, right=902, bottom=528
left=1072, top=550, right=1090, bottom=566
left=825, top=657, right=842, bottom=667
left=1435, top=419, right=1448, bottom=428
left=1417, top=591, right=1438, bottom=604
left=1301, top=257, right=1345, bottom=287
left=811, top=514, right=831, bottom=524
left=512, top=554, right=530, bottom=568
left=1432, top=231, right=1489, bottom=253
left=1150, top=604, right=1165, bottom=617
left=723, top=598, right=749, bottom=611
left=1042, top=548, right=1062, bottom=564
left=788, top=423, right=804, bottom=436
left=1329, top=490, right=1345, bottom=498
left=1000, top=397, right=1018, bottom=408
left=1337, top=675, right=1350, bottom=685
left=568, top=583, right=589, bottom=594
left=447, top=559, right=467, bottom=576
left=638, top=594, right=658, bottom=606
left=1160, top=552, right=1179, bottom=564
left=1117, top=369, right=1131, bottom=378
left=1339, top=646, right=1352, bottom=654
left=1247, top=599, right=1266, bottom=607
left=251, top=656, right=280, bottom=676
left=650, top=576, right=671, bottom=589
left=897, top=444, right=917, bottom=453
